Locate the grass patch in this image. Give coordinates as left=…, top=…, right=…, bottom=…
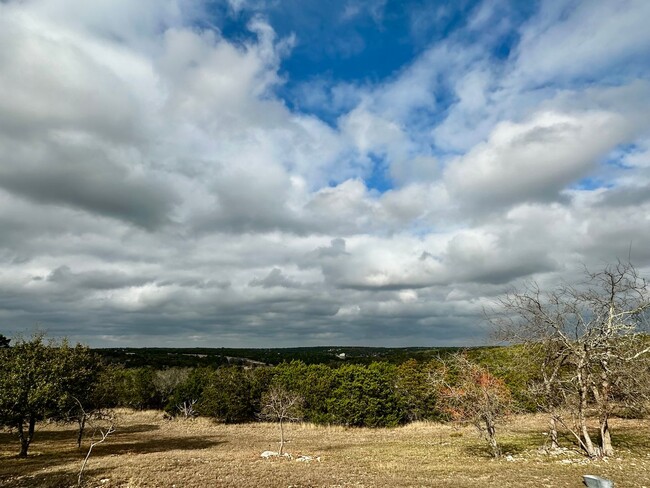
left=1, top=412, right=649, bottom=487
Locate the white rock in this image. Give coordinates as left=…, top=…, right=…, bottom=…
left=295, top=454, right=321, bottom=462
left=261, top=451, right=278, bottom=458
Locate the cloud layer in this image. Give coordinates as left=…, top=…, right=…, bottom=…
left=1, top=0, right=649, bottom=346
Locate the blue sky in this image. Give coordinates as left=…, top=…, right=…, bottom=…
left=0, top=0, right=649, bottom=347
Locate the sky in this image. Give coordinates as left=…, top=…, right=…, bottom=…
left=1, top=0, right=650, bottom=347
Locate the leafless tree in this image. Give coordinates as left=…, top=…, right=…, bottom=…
left=492, top=262, right=650, bottom=457
left=76, top=405, right=116, bottom=487
left=177, top=399, right=198, bottom=419
left=259, top=386, right=303, bottom=456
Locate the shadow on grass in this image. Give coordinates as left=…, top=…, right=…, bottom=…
left=111, top=423, right=160, bottom=436
left=0, top=427, right=225, bottom=479
left=462, top=439, right=529, bottom=458
left=91, top=436, right=225, bottom=456
left=0, top=427, right=79, bottom=445
left=602, top=430, right=650, bottom=453
left=0, top=423, right=158, bottom=447
left=0, top=466, right=106, bottom=488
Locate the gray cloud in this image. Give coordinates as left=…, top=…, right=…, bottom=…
left=0, top=153, right=178, bottom=230
left=1, top=0, right=650, bottom=347
left=47, top=266, right=152, bottom=290
left=249, top=268, right=302, bottom=288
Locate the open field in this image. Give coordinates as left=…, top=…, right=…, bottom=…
left=1, top=411, right=650, bottom=488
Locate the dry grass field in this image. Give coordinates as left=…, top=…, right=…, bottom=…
left=1, top=410, right=650, bottom=487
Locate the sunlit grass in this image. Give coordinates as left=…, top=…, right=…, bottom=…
left=1, top=411, right=649, bottom=487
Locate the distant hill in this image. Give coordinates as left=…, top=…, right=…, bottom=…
left=94, top=345, right=474, bottom=368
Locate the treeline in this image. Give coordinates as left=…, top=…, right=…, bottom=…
left=102, top=360, right=450, bottom=425
left=1, top=334, right=520, bottom=457
left=2, top=329, right=648, bottom=459
left=101, top=348, right=537, bottom=427
left=94, top=345, right=467, bottom=369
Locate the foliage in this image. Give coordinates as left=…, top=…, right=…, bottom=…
left=198, top=367, right=273, bottom=423
left=164, top=367, right=213, bottom=415
left=437, top=355, right=513, bottom=457
left=152, top=368, right=191, bottom=412
left=0, top=334, right=101, bottom=457
left=326, top=362, right=407, bottom=427
left=395, top=359, right=442, bottom=421
left=107, top=367, right=160, bottom=410
left=94, top=346, right=466, bottom=368
left=467, top=345, right=539, bottom=412
left=271, top=361, right=334, bottom=424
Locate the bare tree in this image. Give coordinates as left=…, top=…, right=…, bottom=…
left=259, top=386, right=303, bottom=456
left=525, top=341, right=570, bottom=450
left=177, top=399, right=198, bottom=419
left=77, top=405, right=116, bottom=487
left=492, top=262, right=650, bottom=457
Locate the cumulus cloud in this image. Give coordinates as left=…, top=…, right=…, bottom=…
left=1, top=0, right=650, bottom=347
left=444, top=109, right=636, bottom=211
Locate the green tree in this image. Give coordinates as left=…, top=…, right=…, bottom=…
left=164, top=367, right=212, bottom=416
left=111, top=367, right=160, bottom=410
left=327, top=363, right=406, bottom=427
left=0, top=334, right=100, bottom=457
left=0, top=334, right=10, bottom=348
left=198, top=367, right=269, bottom=423
left=271, top=361, right=334, bottom=423
left=49, top=343, right=102, bottom=448
left=395, top=359, right=440, bottom=421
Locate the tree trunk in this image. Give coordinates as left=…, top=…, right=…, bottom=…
left=600, top=416, right=613, bottom=457
left=549, top=416, right=559, bottom=449
left=77, top=414, right=86, bottom=449
left=577, top=362, right=598, bottom=457
left=485, top=419, right=501, bottom=458
left=598, top=354, right=613, bottom=457
left=18, top=415, right=36, bottom=458
left=278, top=418, right=285, bottom=456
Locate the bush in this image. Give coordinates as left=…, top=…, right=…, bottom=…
left=327, top=363, right=407, bottom=427
left=395, top=359, right=442, bottom=421
left=271, top=361, right=334, bottom=424
left=108, top=367, right=160, bottom=410
left=198, top=366, right=273, bottom=423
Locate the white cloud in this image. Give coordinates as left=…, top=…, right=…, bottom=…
left=1, top=0, right=650, bottom=346
left=510, top=0, right=650, bottom=88
left=444, top=109, right=636, bottom=210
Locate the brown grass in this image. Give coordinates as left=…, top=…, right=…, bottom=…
left=1, top=411, right=650, bottom=487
